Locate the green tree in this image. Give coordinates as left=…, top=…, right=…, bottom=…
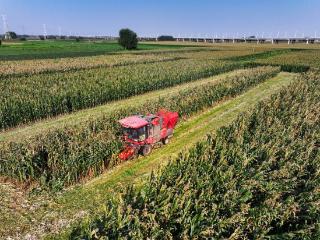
left=118, top=28, right=138, bottom=50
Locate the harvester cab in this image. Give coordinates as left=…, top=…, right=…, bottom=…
left=118, top=110, right=178, bottom=161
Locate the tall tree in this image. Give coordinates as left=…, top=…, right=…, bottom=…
left=118, top=28, right=138, bottom=50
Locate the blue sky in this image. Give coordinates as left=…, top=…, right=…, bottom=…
left=0, top=0, right=319, bottom=37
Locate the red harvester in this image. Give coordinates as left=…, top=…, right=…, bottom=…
left=118, top=109, right=179, bottom=160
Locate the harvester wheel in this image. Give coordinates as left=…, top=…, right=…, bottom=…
left=141, top=145, right=152, bottom=156
left=163, top=137, right=169, bottom=145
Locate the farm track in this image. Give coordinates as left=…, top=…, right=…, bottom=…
left=0, top=72, right=296, bottom=239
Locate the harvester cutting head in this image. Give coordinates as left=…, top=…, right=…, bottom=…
left=118, top=110, right=178, bottom=161
left=118, top=145, right=138, bottom=161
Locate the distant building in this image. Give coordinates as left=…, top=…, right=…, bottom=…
left=4, top=32, right=11, bottom=40
left=4, top=31, right=17, bottom=40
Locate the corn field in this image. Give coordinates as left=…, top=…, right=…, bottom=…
left=65, top=71, right=320, bottom=239
left=255, top=49, right=320, bottom=70
left=1, top=46, right=315, bottom=131
left=0, top=58, right=248, bottom=130
left=0, top=47, right=264, bottom=77
left=229, top=48, right=320, bottom=73
left=0, top=66, right=279, bottom=189
left=0, top=53, right=183, bottom=77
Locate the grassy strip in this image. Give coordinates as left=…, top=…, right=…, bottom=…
left=0, top=72, right=296, bottom=239
left=63, top=72, right=319, bottom=239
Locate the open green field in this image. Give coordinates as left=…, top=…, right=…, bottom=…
left=0, top=40, right=193, bottom=60
left=0, top=41, right=319, bottom=239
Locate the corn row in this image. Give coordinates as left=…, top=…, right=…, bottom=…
left=0, top=53, right=182, bottom=77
